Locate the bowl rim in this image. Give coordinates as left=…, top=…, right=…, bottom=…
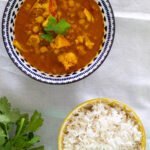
left=58, top=98, right=146, bottom=150
left=2, top=0, right=116, bottom=84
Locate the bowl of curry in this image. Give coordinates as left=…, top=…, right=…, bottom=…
left=2, top=0, right=115, bottom=84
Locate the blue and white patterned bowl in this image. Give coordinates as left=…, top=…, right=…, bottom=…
left=2, top=0, right=115, bottom=84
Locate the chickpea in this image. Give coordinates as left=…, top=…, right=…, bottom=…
left=92, top=4, right=99, bottom=11
left=79, top=19, right=85, bottom=25
left=54, top=49, right=59, bottom=54
left=75, top=36, right=84, bottom=44
left=85, top=37, right=94, bottom=49
left=27, top=35, right=40, bottom=48
left=76, top=3, right=80, bottom=8
left=78, top=11, right=85, bottom=19
left=69, top=20, right=74, bottom=24
left=35, top=16, right=44, bottom=24
left=33, top=26, right=40, bottom=33
left=43, top=12, right=49, bottom=18
left=70, top=13, right=75, bottom=18
left=26, top=30, right=32, bottom=35
left=72, top=24, right=77, bottom=29
left=85, top=24, right=89, bottom=29
left=57, top=11, right=62, bottom=19
left=25, top=4, right=31, bottom=11
left=26, top=24, right=32, bottom=30
left=62, top=2, right=67, bottom=10
left=68, top=29, right=74, bottom=34
left=77, top=45, right=86, bottom=55
left=68, top=0, right=74, bottom=7
left=40, top=46, right=48, bottom=53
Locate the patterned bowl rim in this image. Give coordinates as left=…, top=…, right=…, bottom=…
left=58, top=98, right=146, bottom=150
left=2, top=0, right=115, bottom=84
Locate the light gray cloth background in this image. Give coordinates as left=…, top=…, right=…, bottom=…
left=0, top=0, right=150, bottom=149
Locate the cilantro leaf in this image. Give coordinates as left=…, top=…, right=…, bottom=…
left=0, top=112, right=20, bottom=124
left=44, top=16, right=57, bottom=32
left=44, top=17, right=71, bottom=34
left=0, top=126, right=6, bottom=145
left=0, top=97, right=11, bottom=114
left=47, top=16, right=57, bottom=25
left=12, top=111, right=44, bottom=149
left=40, top=33, right=53, bottom=42
left=7, top=109, right=20, bottom=123
left=53, top=19, right=71, bottom=34
left=0, top=97, right=20, bottom=124
left=27, top=136, right=40, bottom=145
left=12, top=135, right=40, bottom=149
left=41, top=16, right=71, bottom=42
left=24, top=111, right=44, bottom=133
left=2, top=141, right=12, bottom=150
left=0, top=115, right=10, bottom=123
left=0, top=97, right=44, bottom=150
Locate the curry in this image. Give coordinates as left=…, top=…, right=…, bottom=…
left=14, top=0, right=104, bottom=74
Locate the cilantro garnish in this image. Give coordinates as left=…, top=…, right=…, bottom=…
left=41, top=16, right=71, bottom=42
left=40, top=33, right=54, bottom=42
left=44, top=16, right=57, bottom=32
left=0, top=97, right=44, bottom=150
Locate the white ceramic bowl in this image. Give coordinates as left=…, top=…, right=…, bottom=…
left=2, top=0, right=115, bottom=84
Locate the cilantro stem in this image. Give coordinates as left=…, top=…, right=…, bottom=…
left=12, top=118, right=25, bottom=145
left=0, top=97, right=44, bottom=149
left=15, top=118, right=25, bottom=138
left=4, top=124, right=9, bottom=139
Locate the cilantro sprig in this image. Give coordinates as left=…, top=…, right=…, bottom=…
left=0, top=97, right=44, bottom=150
left=41, top=16, right=71, bottom=42
left=40, top=33, right=53, bottom=42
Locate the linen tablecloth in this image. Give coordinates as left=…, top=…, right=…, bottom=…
left=0, top=0, right=150, bottom=149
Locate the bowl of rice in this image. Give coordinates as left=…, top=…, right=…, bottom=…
left=58, top=98, right=146, bottom=150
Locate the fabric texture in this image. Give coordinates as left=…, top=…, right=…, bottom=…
left=0, top=0, right=150, bottom=149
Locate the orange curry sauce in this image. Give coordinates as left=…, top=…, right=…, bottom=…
left=14, top=0, right=104, bottom=74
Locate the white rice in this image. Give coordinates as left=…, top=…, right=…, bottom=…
left=63, top=103, right=142, bottom=150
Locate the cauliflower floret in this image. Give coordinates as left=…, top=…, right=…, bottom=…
left=84, top=8, right=94, bottom=22
left=58, top=52, right=78, bottom=70
left=75, top=35, right=95, bottom=50
left=13, top=40, right=26, bottom=52
left=31, top=1, right=49, bottom=13
left=85, top=37, right=94, bottom=49
left=50, top=35, right=71, bottom=49
left=77, top=45, right=86, bottom=55
left=27, top=35, right=40, bottom=48
left=75, top=36, right=84, bottom=44
left=35, top=16, right=44, bottom=24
